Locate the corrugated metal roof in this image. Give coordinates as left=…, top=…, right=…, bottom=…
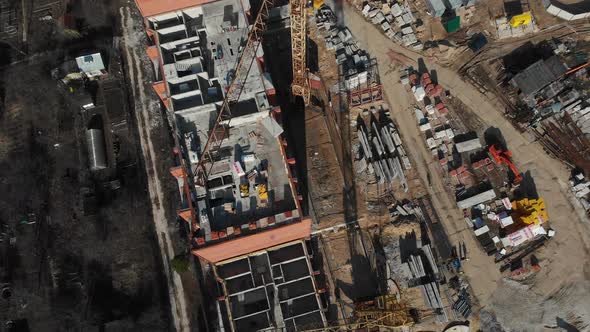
left=192, top=219, right=312, bottom=263
left=547, top=0, right=590, bottom=15
left=447, top=0, right=464, bottom=9
left=425, top=0, right=446, bottom=16
left=444, top=16, right=461, bottom=33
left=511, top=56, right=567, bottom=97
left=76, top=53, right=105, bottom=73
left=134, top=0, right=217, bottom=18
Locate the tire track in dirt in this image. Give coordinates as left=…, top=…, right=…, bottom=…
left=120, top=6, right=190, bottom=332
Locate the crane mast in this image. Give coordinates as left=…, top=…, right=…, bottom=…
left=290, top=0, right=310, bottom=105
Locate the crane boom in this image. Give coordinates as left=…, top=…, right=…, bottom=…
left=290, top=0, right=310, bottom=105
left=194, top=0, right=275, bottom=187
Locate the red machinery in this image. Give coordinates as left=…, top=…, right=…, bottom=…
left=489, top=144, right=523, bottom=183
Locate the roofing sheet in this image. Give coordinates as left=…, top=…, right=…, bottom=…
left=193, top=219, right=312, bottom=263
left=447, top=0, right=464, bottom=9
left=444, top=16, right=461, bottom=33
left=146, top=46, right=159, bottom=61
left=547, top=0, right=590, bottom=15
left=134, top=0, right=217, bottom=17
left=425, top=0, right=445, bottom=16
left=511, top=56, right=567, bottom=97
left=76, top=53, right=105, bottom=73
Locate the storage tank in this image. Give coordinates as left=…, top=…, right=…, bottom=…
left=85, top=128, right=107, bottom=171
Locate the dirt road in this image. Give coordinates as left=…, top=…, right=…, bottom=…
left=120, top=6, right=190, bottom=332
left=341, top=3, right=590, bottom=307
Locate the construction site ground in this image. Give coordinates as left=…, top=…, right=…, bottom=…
left=340, top=2, right=590, bottom=328
left=306, top=14, right=446, bottom=328
left=298, top=17, right=429, bottom=327
left=306, top=21, right=380, bottom=325
left=309, top=20, right=419, bottom=226
left=305, top=106, right=346, bottom=227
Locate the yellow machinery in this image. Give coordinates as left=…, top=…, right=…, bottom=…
left=258, top=183, right=268, bottom=201
left=511, top=198, right=548, bottom=225
left=354, top=295, right=414, bottom=327
left=313, top=0, right=325, bottom=9
left=510, top=12, right=532, bottom=27
left=239, top=183, right=249, bottom=197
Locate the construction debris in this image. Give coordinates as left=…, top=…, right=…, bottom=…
left=359, top=0, right=422, bottom=50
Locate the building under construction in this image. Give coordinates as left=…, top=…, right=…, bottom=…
left=194, top=219, right=327, bottom=330
left=134, top=0, right=303, bottom=235
left=134, top=0, right=325, bottom=330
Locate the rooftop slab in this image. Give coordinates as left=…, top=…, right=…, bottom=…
left=135, top=0, right=218, bottom=18
left=193, top=219, right=311, bottom=263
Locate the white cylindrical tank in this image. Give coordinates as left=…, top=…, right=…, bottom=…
left=85, top=128, right=107, bottom=171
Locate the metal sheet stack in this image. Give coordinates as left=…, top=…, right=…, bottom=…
left=421, top=282, right=449, bottom=323
left=452, top=288, right=472, bottom=318
left=315, top=5, right=372, bottom=90
left=405, top=244, right=449, bottom=323
left=407, top=254, right=426, bottom=278
left=356, top=106, right=409, bottom=191
left=361, top=0, right=422, bottom=50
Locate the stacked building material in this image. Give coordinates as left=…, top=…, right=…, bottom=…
left=399, top=243, right=449, bottom=323
left=421, top=282, right=448, bottom=323
left=539, top=98, right=590, bottom=175
left=452, top=288, right=472, bottom=318
left=356, top=105, right=410, bottom=190
left=315, top=5, right=374, bottom=91
left=456, top=183, right=497, bottom=209
left=360, top=0, right=422, bottom=50
left=454, top=131, right=482, bottom=153
left=408, top=254, right=426, bottom=278
left=570, top=171, right=590, bottom=213
left=420, top=73, right=443, bottom=98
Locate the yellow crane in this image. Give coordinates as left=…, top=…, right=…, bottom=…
left=290, top=0, right=310, bottom=105
left=301, top=295, right=418, bottom=331
left=187, top=4, right=434, bottom=331
left=194, top=0, right=309, bottom=188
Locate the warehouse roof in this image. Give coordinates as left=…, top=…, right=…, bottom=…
left=424, top=0, right=446, bottom=16
left=134, top=0, right=217, bottom=17
left=511, top=56, right=567, bottom=97
left=546, top=0, right=590, bottom=14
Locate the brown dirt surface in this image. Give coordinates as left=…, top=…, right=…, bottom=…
left=529, top=0, right=561, bottom=28
left=341, top=4, right=590, bottom=330
left=305, top=108, right=346, bottom=228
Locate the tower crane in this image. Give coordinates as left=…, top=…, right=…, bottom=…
left=190, top=0, right=309, bottom=207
